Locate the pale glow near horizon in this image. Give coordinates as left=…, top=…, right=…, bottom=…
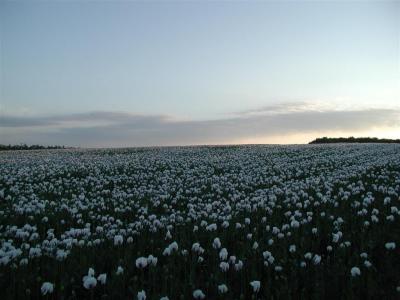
left=234, top=128, right=400, bottom=145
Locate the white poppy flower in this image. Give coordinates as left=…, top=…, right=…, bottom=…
left=234, top=260, right=243, bottom=271
left=114, top=235, right=123, bottom=246
left=193, top=289, right=205, bottom=299
left=213, top=237, right=221, bottom=249
left=219, top=248, right=228, bottom=260
left=97, top=273, right=107, bottom=285
left=312, top=255, right=321, bottom=265
left=147, top=255, right=158, bottom=266
left=252, top=241, right=259, bottom=250
left=137, top=290, right=146, bottom=300
left=136, top=257, right=148, bottom=269
left=83, top=276, right=97, bottom=289
left=364, top=260, right=372, bottom=268
left=385, top=242, right=396, bottom=250
left=41, top=282, right=54, bottom=295
left=218, top=284, right=228, bottom=294
left=350, top=267, right=361, bottom=277
left=250, top=280, right=260, bottom=293
left=116, top=266, right=124, bottom=275
left=220, top=261, right=229, bottom=272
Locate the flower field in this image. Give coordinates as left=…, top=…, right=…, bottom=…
left=0, top=144, right=399, bottom=299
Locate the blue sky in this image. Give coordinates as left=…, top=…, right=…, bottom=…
left=0, top=1, right=399, bottom=146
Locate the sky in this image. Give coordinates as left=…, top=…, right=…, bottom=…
left=0, top=0, right=399, bottom=147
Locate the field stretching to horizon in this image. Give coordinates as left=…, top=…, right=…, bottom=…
left=0, top=144, right=399, bottom=299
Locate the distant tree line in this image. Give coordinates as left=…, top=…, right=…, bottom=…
left=309, top=137, right=400, bottom=144
left=0, top=144, right=67, bottom=151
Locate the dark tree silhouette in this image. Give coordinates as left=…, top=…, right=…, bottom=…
left=0, top=144, right=68, bottom=151
left=309, top=137, right=400, bottom=144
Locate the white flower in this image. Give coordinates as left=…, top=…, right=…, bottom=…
left=19, top=258, right=29, bottom=266
left=192, top=243, right=204, bottom=254
left=234, top=260, right=243, bottom=271
left=29, top=247, right=42, bottom=258
left=250, top=280, right=260, bottom=293
left=220, top=261, right=229, bottom=272
left=97, top=273, right=107, bottom=285
left=229, top=256, right=236, bottom=264
left=147, top=255, right=158, bottom=266
left=364, top=260, right=372, bottom=268
left=213, top=237, right=221, bottom=249
left=222, top=221, right=230, bottom=228
left=114, top=235, right=123, bottom=246
left=304, top=252, right=312, bottom=260
left=137, top=290, right=146, bottom=300
left=206, top=223, right=217, bottom=231
left=274, top=265, right=283, bottom=272
left=116, top=266, right=124, bottom=275
left=169, top=241, right=179, bottom=251
left=160, top=297, right=169, bottom=300
left=312, top=255, right=321, bottom=265
left=193, top=289, right=205, bottom=299
left=219, top=248, right=228, bottom=260
left=88, top=268, right=95, bottom=277
left=350, top=267, right=361, bottom=277
left=332, top=232, right=342, bottom=243
left=289, top=245, right=296, bottom=253
left=41, top=282, right=54, bottom=295
left=218, top=284, right=228, bottom=294
left=83, top=276, right=97, bottom=289
left=371, top=215, right=379, bottom=223
left=263, top=251, right=272, bottom=259
left=163, top=241, right=179, bottom=256
left=136, top=257, right=148, bottom=269
left=252, top=241, right=259, bottom=250
left=163, top=247, right=172, bottom=256
left=291, top=220, right=300, bottom=228
left=56, top=249, right=68, bottom=261
left=385, top=242, right=396, bottom=250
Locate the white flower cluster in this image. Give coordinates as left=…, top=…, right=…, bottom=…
left=0, top=144, right=399, bottom=298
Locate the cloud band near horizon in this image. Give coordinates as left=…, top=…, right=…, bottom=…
left=1, top=104, right=399, bottom=147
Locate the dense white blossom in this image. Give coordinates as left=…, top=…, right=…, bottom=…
left=1, top=144, right=399, bottom=299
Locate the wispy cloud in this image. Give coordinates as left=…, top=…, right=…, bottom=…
left=1, top=103, right=399, bottom=147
